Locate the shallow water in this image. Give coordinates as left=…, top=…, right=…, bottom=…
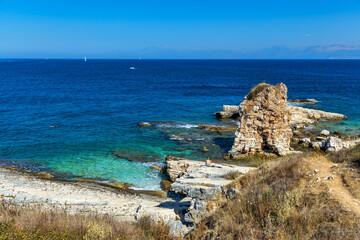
left=0, top=59, right=359, bottom=189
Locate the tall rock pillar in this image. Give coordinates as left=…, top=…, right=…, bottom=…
left=229, top=83, right=293, bottom=158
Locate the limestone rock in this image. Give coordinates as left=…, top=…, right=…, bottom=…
left=288, top=105, right=347, bottom=127
left=216, top=104, right=346, bottom=129
left=198, top=125, right=238, bottom=133
left=229, top=83, right=293, bottom=157
left=150, top=164, right=163, bottom=172
left=138, top=122, right=152, bottom=127
left=325, top=136, right=349, bottom=152
left=164, top=156, right=253, bottom=199
left=321, top=130, right=330, bottom=136
left=160, top=180, right=172, bottom=192
left=215, top=105, right=240, bottom=119
left=288, top=99, right=317, bottom=104
left=310, top=141, right=325, bottom=150
left=163, top=156, right=199, bottom=182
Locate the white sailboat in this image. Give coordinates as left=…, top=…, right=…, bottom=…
left=84, top=56, right=87, bottom=62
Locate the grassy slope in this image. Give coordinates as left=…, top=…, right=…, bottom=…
left=190, top=147, right=360, bottom=240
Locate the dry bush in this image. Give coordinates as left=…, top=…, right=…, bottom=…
left=222, top=171, right=243, bottom=180
left=246, top=83, right=270, bottom=100
left=0, top=199, right=175, bottom=240
left=327, top=144, right=360, bottom=163
left=189, top=153, right=360, bottom=240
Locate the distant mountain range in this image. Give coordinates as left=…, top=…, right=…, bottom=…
left=137, top=43, right=360, bottom=59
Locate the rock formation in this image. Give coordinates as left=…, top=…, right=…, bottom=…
left=229, top=83, right=293, bottom=157
left=324, top=136, right=360, bottom=152
left=163, top=156, right=254, bottom=225
left=215, top=105, right=240, bottom=119
left=288, top=105, right=347, bottom=128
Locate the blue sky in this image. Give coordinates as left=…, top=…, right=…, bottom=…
left=1, top=0, right=360, bottom=58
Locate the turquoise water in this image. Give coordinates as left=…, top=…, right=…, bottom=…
left=0, top=60, right=359, bottom=189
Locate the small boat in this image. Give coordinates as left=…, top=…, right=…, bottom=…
left=130, top=67, right=135, bottom=69
left=84, top=57, right=87, bottom=62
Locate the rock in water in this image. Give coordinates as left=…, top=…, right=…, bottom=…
left=229, top=83, right=293, bottom=157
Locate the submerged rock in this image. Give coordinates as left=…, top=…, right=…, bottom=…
left=197, top=125, right=238, bottom=134
left=288, top=99, right=317, bottom=104
left=150, top=164, right=163, bottom=172
left=229, top=83, right=293, bottom=157
left=138, top=122, right=152, bottom=127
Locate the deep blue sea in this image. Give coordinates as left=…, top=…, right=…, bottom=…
left=0, top=59, right=359, bottom=190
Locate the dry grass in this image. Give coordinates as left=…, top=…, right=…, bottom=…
left=222, top=171, right=243, bottom=180
left=327, top=144, right=360, bottom=163
left=328, top=144, right=360, bottom=199
left=189, top=153, right=360, bottom=240
left=0, top=199, right=176, bottom=240
left=246, top=83, right=270, bottom=100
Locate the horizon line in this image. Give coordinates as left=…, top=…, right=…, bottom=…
left=1, top=58, right=360, bottom=60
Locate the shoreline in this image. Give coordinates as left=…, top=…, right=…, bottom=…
left=0, top=166, right=189, bottom=231
left=2, top=84, right=359, bottom=236
left=0, top=156, right=255, bottom=235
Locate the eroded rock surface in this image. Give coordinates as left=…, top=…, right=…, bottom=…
left=324, top=136, right=360, bottom=152
left=164, top=156, right=253, bottom=200
left=215, top=105, right=240, bottom=119
left=163, top=156, right=254, bottom=226
left=229, top=83, right=293, bottom=157
left=288, top=105, right=347, bottom=128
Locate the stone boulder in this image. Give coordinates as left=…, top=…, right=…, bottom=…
left=229, top=83, right=293, bottom=157
left=215, top=105, right=240, bottom=119
left=325, top=136, right=349, bottom=152
left=324, top=136, right=360, bottom=152
left=320, top=130, right=330, bottom=136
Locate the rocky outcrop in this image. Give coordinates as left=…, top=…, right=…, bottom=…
left=197, top=125, right=238, bottom=134
left=229, top=83, right=293, bottom=157
left=288, top=105, right=347, bottom=128
left=163, top=156, right=254, bottom=225
left=324, top=137, right=360, bottom=152
left=216, top=104, right=347, bottom=128
left=215, top=105, right=240, bottom=119
left=163, top=156, right=198, bottom=182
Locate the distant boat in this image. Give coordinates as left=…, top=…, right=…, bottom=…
left=130, top=67, right=135, bottom=69
left=84, top=57, right=87, bottom=62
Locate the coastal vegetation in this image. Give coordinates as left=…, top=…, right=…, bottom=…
left=1, top=144, right=360, bottom=239
left=0, top=199, right=175, bottom=240
left=190, top=145, right=360, bottom=239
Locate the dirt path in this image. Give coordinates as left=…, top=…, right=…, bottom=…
left=308, top=156, right=360, bottom=216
